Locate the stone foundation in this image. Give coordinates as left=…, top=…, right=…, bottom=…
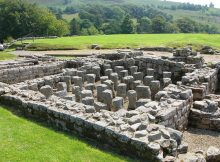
left=0, top=49, right=220, bottom=161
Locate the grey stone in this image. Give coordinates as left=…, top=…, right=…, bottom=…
left=167, top=128, right=182, bottom=145
left=206, top=146, right=220, bottom=162
left=128, top=90, right=137, bottom=110
left=100, top=76, right=109, bottom=84
left=103, top=89, right=113, bottom=110
left=77, top=70, right=86, bottom=82
left=105, top=69, right=113, bottom=78
left=150, top=80, right=160, bottom=98
left=40, top=85, right=53, bottom=99
left=178, top=142, right=188, bottom=154
left=148, top=130, right=162, bottom=142
left=112, top=97, right=124, bottom=111
left=143, top=76, right=154, bottom=86
left=123, top=76, right=134, bottom=90
left=117, top=83, right=127, bottom=98
left=136, top=99, right=151, bottom=107
left=136, top=85, right=151, bottom=99
left=110, top=73, right=118, bottom=90
left=64, top=76, right=71, bottom=92
left=81, top=90, right=93, bottom=98
left=85, top=83, right=95, bottom=92
left=163, top=71, right=172, bottom=78
left=133, top=72, right=143, bottom=81
left=85, top=106, right=96, bottom=113
left=74, top=86, right=81, bottom=102
left=129, top=66, right=138, bottom=75
left=97, top=84, right=108, bottom=102
left=72, top=76, right=83, bottom=88
left=94, top=102, right=108, bottom=111
left=147, top=68, right=155, bottom=76
left=86, top=74, right=96, bottom=83
left=57, top=82, right=67, bottom=91
left=134, top=130, right=148, bottom=138
left=82, top=97, right=94, bottom=106
left=120, top=70, right=128, bottom=81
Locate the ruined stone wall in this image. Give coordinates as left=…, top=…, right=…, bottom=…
left=0, top=62, right=66, bottom=84
left=0, top=91, right=184, bottom=162
left=189, top=99, right=220, bottom=131
left=182, top=68, right=218, bottom=100
left=154, top=85, right=193, bottom=130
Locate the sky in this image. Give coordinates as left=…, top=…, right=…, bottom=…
left=168, top=0, right=220, bottom=8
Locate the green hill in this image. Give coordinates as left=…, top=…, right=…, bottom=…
left=28, top=0, right=220, bottom=31
left=29, top=0, right=178, bottom=7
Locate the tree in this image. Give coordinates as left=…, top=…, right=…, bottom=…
left=121, top=14, right=135, bottom=34
left=0, top=0, right=69, bottom=39
left=176, top=18, right=196, bottom=33
left=151, top=15, right=167, bottom=33
left=137, top=17, right=152, bottom=33
left=101, top=21, right=121, bottom=34
left=209, top=2, right=214, bottom=8
left=165, top=23, right=179, bottom=33
left=70, top=18, right=81, bottom=35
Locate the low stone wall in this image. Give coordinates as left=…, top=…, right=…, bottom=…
left=155, top=85, right=193, bottom=130
left=181, top=67, right=218, bottom=100
left=134, top=56, right=185, bottom=82
left=189, top=99, right=220, bottom=131
left=0, top=62, right=66, bottom=84
left=140, top=47, right=173, bottom=52
left=0, top=91, right=185, bottom=162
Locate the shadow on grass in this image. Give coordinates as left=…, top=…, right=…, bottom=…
left=0, top=104, right=141, bottom=162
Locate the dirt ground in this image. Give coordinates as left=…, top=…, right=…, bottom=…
left=183, top=128, right=220, bottom=151
left=12, top=49, right=220, bottom=63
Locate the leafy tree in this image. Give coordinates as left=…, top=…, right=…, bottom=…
left=87, top=26, right=100, bottom=35
left=0, top=0, right=69, bottom=39
left=121, top=14, right=135, bottom=34
left=101, top=21, right=121, bottom=34
left=70, top=18, right=81, bottom=35
left=176, top=17, right=196, bottom=33
left=165, top=23, right=180, bottom=33
left=137, top=17, right=152, bottom=33
left=151, top=15, right=167, bottom=33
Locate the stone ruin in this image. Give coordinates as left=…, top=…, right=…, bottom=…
left=0, top=48, right=220, bottom=162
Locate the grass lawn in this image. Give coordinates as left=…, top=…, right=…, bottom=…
left=0, top=106, right=135, bottom=162
left=0, top=51, right=16, bottom=61
left=20, top=34, right=220, bottom=51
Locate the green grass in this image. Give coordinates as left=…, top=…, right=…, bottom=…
left=0, top=51, right=16, bottom=61
left=22, top=34, right=220, bottom=51
left=0, top=105, right=135, bottom=162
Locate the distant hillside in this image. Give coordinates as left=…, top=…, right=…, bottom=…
left=27, top=0, right=220, bottom=34
left=29, top=0, right=178, bottom=7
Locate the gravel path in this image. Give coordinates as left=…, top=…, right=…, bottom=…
left=183, top=127, right=220, bottom=152
left=11, top=50, right=220, bottom=63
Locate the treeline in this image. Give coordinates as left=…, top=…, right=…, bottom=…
left=0, top=0, right=219, bottom=40
left=0, top=0, right=69, bottom=40
left=164, top=3, right=211, bottom=11
left=58, top=4, right=219, bottom=35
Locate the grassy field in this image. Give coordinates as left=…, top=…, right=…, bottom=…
left=0, top=51, right=16, bottom=61
left=0, top=105, right=135, bottom=162
left=22, top=34, right=220, bottom=51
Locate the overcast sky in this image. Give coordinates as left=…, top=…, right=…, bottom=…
left=168, top=0, right=220, bottom=8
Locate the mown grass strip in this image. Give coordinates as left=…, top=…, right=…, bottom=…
left=19, top=34, right=220, bottom=51
left=0, top=106, right=135, bottom=162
